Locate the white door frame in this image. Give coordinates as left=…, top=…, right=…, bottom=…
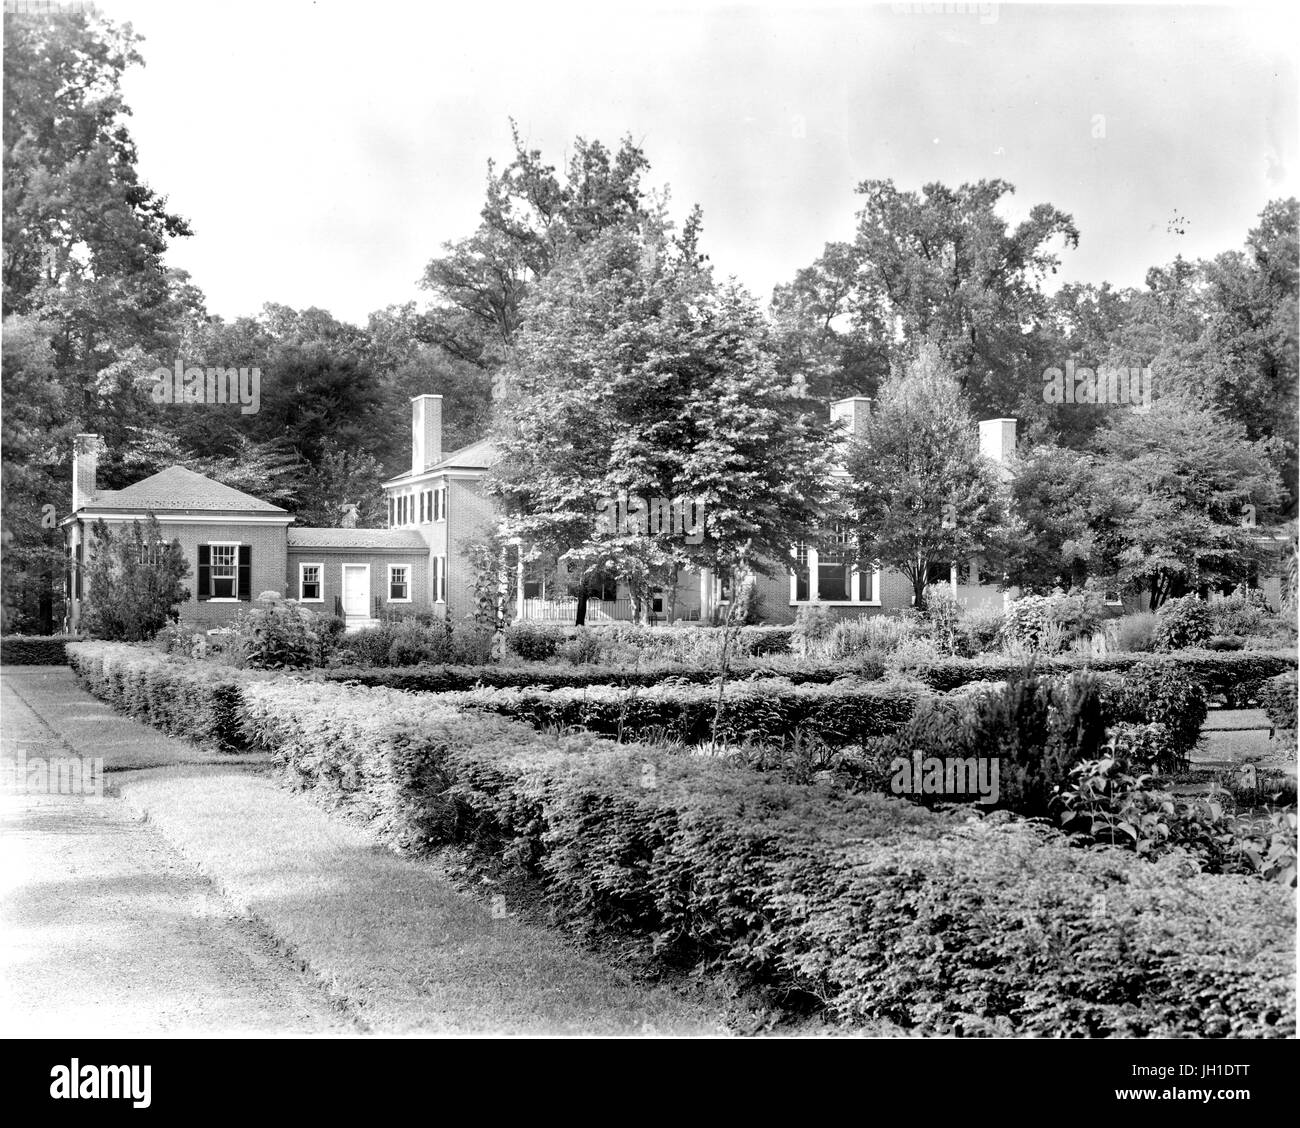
left=341, top=563, right=371, bottom=618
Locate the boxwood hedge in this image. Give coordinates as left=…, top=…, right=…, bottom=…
left=1, top=634, right=79, bottom=665
left=68, top=642, right=1295, bottom=1036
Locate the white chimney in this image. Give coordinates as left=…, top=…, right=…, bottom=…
left=411, top=395, right=443, bottom=476
left=831, top=396, right=872, bottom=441
left=72, top=434, right=100, bottom=512
left=979, top=418, right=1017, bottom=474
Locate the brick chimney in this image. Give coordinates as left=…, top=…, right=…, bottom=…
left=72, top=434, right=101, bottom=512
left=411, top=394, right=443, bottom=476
left=979, top=418, right=1017, bottom=476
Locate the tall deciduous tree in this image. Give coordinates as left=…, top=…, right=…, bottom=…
left=420, top=122, right=654, bottom=369
left=1093, top=391, right=1283, bottom=608
left=843, top=343, right=1017, bottom=610
left=490, top=217, right=833, bottom=624
left=791, top=179, right=1078, bottom=417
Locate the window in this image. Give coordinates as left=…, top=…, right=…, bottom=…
left=1104, top=589, right=1123, bottom=606
left=789, top=530, right=880, bottom=605
left=198, top=542, right=249, bottom=601
left=388, top=564, right=410, bottom=602
left=210, top=543, right=238, bottom=599
left=522, top=560, right=544, bottom=600
left=435, top=555, right=446, bottom=603
left=300, top=563, right=323, bottom=602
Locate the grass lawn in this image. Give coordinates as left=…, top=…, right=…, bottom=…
left=114, top=764, right=736, bottom=1036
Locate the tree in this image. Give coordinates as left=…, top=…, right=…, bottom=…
left=80, top=515, right=191, bottom=640
left=1006, top=434, right=1126, bottom=592
left=2, top=9, right=199, bottom=627
left=1094, top=391, right=1283, bottom=608
left=843, top=343, right=1017, bottom=610
left=793, top=179, right=1078, bottom=417
left=419, top=122, right=654, bottom=369
left=490, top=217, right=834, bottom=624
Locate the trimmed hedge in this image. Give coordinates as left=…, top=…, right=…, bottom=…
left=319, top=648, right=1297, bottom=702
left=67, top=649, right=1295, bottom=1035
left=910, top=650, right=1296, bottom=699
left=440, top=677, right=921, bottom=747
left=1, top=634, right=79, bottom=665
left=1259, top=672, right=1298, bottom=735
left=67, top=641, right=253, bottom=752
left=319, top=660, right=856, bottom=693
left=242, top=678, right=1295, bottom=1037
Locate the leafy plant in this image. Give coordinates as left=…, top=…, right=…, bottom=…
left=1153, top=594, right=1212, bottom=650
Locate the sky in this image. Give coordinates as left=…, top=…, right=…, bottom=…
left=79, top=0, right=1300, bottom=327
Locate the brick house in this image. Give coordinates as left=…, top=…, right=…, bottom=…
left=60, top=392, right=1058, bottom=633
left=62, top=435, right=444, bottom=632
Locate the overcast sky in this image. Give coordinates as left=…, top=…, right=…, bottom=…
left=88, top=0, right=1298, bottom=326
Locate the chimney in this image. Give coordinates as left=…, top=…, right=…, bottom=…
left=72, top=434, right=100, bottom=512
left=979, top=418, right=1017, bottom=476
left=411, top=394, right=443, bottom=476
left=831, top=396, right=872, bottom=441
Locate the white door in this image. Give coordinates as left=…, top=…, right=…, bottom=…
left=342, top=565, right=370, bottom=617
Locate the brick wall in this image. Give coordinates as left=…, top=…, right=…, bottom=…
left=286, top=548, right=429, bottom=615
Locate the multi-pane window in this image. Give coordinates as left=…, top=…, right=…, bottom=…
left=210, top=544, right=238, bottom=598
left=300, top=563, right=322, bottom=602
left=434, top=555, right=447, bottom=603
left=790, top=529, right=878, bottom=604
left=389, top=565, right=409, bottom=601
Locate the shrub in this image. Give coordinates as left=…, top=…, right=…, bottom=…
left=445, top=676, right=921, bottom=749
left=1153, top=595, right=1212, bottom=651
left=791, top=604, right=836, bottom=658
left=958, top=606, right=1004, bottom=655
left=1114, top=611, right=1159, bottom=653
left=334, top=623, right=398, bottom=667
left=1052, top=746, right=1237, bottom=869
left=229, top=599, right=322, bottom=669
left=67, top=641, right=249, bottom=751
left=1209, top=590, right=1269, bottom=637
left=1103, top=661, right=1207, bottom=764
left=386, top=619, right=452, bottom=666
left=1258, top=673, right=1298, bottom=735
left=504, top=621, right=565, bottom=661
left=0, top=634, right=77, bottom=665
left=80, top=663, right=1298, bottom=1036
left=555, top=632, right=601, bottom=665
left=450, top=622, right=494, bottom=666
left=1046, top=588, right=1109, bottom=643
left=1002, top=595, right=1055, bottom=651
left=885, top=671, right=1108, bottom=816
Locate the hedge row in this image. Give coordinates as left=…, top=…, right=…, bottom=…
left=319, top=660, right=850, bottom=693
left=440, top=677, right=922, bottom=747
left=66, top=641, right=1295, bottom=1035
left=242, top=675, right=1293, bottom=1037
left=320, top=648, right=1297, bottom=700
left=1, top=634, right=80, bottom=665
left=67, top=641, right=253, bottom=751
left=909, top=650, right=1297, bottom=696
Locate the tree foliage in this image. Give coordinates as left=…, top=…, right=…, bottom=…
left=80, top=515, right=191, bottom=641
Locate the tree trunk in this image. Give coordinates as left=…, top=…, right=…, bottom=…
left=574, top=577, right=588, bottom=627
